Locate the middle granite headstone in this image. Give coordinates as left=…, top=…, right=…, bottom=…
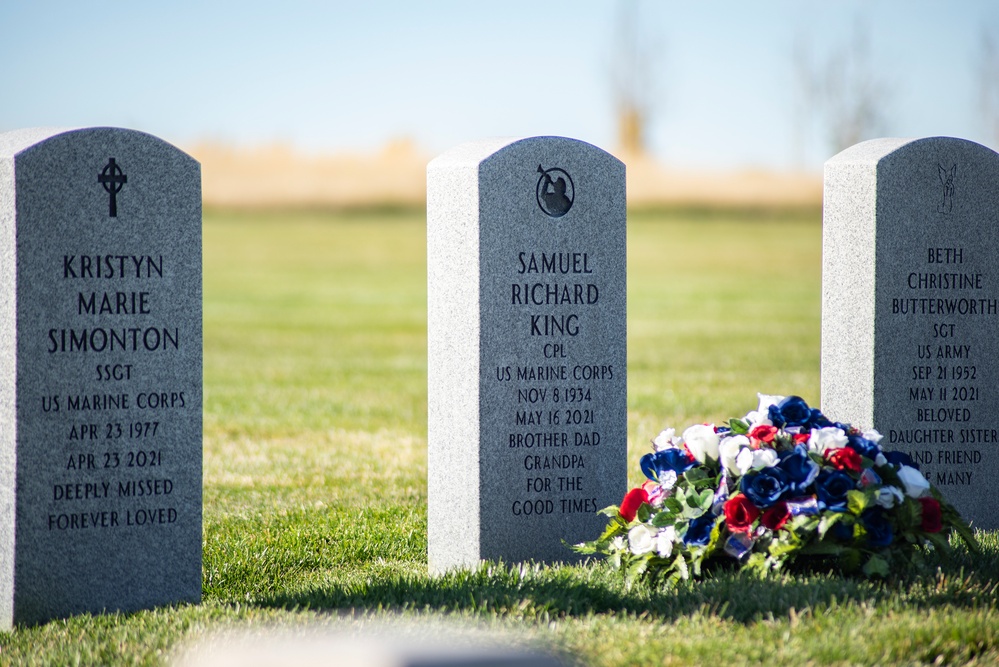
left=427, top=137, right=627, bottom=572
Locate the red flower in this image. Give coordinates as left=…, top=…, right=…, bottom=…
left=724, top=494, right=761, bottom=533
left=619, top=487, right=649, bottom=522
left=825, top=447, right=862, bottom=473
left=918, top=497, right=943, bottom=533
left=793, top=433, right=811, bottom=444
left=749, top=425, right=778, bottom=447
left=761, top=501, right=791, bottom=531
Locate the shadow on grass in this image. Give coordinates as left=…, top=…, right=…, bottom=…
left=252, top=537, right=999, bottom=624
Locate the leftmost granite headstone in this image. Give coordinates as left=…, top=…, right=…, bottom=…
left=0, top=127, right=202, bottom=628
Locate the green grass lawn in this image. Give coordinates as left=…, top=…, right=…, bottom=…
left=2, top=208, right=997, bottom=666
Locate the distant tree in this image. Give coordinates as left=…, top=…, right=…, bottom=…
left=791, top=33, right=817, bottom=168
left=821, top=23, right=889, bottom=153
left=796, top=21, right=891, bottom=157
left=610, top=0, right=659, bottom=156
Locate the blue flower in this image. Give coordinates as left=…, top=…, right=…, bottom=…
left=768, top=396, right=812, bottom=428
left=832, top=521, right=854, bottom=541
left=884, top=451, right=919, bottom=471
left=740, top=467, right=789, bottom=508
left=640, top=449, right=696, bottom=482
left=847, top=434, right=880, bottom=460
left=778, top=445, right=819, bottom=495
left=804, top=408, right=833, bottom=430
left=815, top=469, right=855, bottom=512
left=862, top=507, right=894, bottom=547
left=684, top=514, right=715, bottom=547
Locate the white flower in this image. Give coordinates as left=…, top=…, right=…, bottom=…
left=652, top=428, right=680, bottom=452
left=875, top=453, right=888, bottom=466
left=682, top=424, right=720, bottom=463
left=610, top=536, right=626, bottom=551
left=875, top=486, right=905, bottom=508
left=751, top=448, right=779, bottom=470
left=658, top=469, right=678, bottom=493
left=897, top=465, right=931, bottom=498
left=808, top=426, right=849, bottom=453
left=656, top=526, right=677, bottom=558
left=628, top=524, right=657, bottom=555
left=744, top=393, right=783, bottom=426
left=742, top=410, right=771, bottom=427
left=757, top=393, right=785, bottom=412
left=719, top=435, right=752, bottom=475
left=862, top=429, right=884, bottom=444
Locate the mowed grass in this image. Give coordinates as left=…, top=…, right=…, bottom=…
left=2, top=208, right=998, bottom=666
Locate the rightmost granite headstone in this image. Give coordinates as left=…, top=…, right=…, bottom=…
left=822, top=136, right=999, bottom=530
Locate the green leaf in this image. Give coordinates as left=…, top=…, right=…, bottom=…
left=689, top=545, right=707, bottom=577
left=663, top=497, right=683, bottom=514
left=790, top=515, right=820, bottom=534
left=684, top=468, right=708, bottom=483
left=679, top=486, right=708, bottom=518
left=800, top=540, right=845, bottom=556
left=597, top=505, right=621, bottom=518
left=768, top=540, right=799, bottom=558
left=686, top=475, right=718, bottom=491
left=625, top=552, right=652, bottom=586
left=673, top=553, right=689, bottom=581
left=636, top=502, right=652, bottom=523
left=673, top=486, right=688, bottom=504
left=696, top=488, right=715, bottom=510
left=955, top=522, right=982, bottom=554
left=682, top=504, right=706, bottom=520
left=745, top=552, right=769, bottom=574
left=774, top=432, right=794, bottom=449
left=862, top=553, right=890, bottom=578
left=847, top=490, right=868, bottom=515
left=651, top=511, right=677, bottom=528
left=896, top=497, right=921, bottom=529
left=664, top=569, right=683, bottom=589
left=705, top=515, right=724, bottom=554
left=596, top=518, right=627, bottom=542
left=728, top=418, right=749, bottom=435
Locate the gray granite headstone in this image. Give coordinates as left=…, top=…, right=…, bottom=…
left=0, top=127, right=202, bottom=627
left=427, top=136, right=626, bottom=572
left=822, top=136, right=999, bottom=529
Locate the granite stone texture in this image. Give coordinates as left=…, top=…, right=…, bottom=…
left=0, top=127, right=202, bottom=627
left=822, top=136, right=999, bottom=529
left=427, top=136, right=627, bottom=572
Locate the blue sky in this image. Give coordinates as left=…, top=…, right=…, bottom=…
left=2, top=1, right=997, bottom=171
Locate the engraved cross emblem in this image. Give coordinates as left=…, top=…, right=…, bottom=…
left=938, top=163, right=956, bottom=214
left=98, top=158, right=128, bottom=217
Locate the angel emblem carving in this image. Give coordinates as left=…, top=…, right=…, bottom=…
left=938, top=163, right=956, bottom=214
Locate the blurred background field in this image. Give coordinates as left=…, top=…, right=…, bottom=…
left=189, top=141, right=823, bottom=210
left=201, top=207, right=822, bottom=499
left=3, top=208, right=998, bottom=666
